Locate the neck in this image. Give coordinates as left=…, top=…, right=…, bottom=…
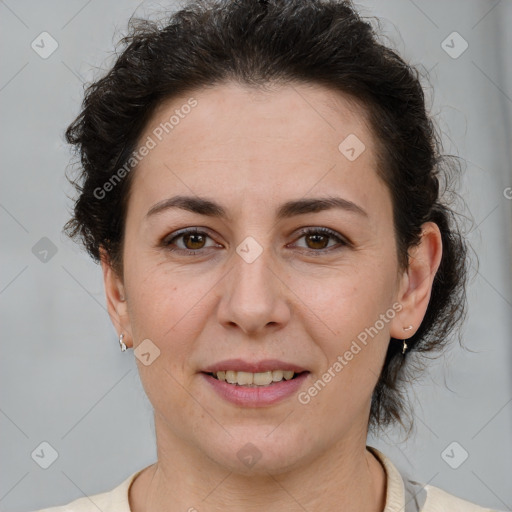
left=130, top=416, right=387, bottom=512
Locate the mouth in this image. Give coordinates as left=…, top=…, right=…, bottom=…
left=200, top=359, right=310, bottom=406
left=202, top=370, right=308, bottom=387
left=200, top=369, right=310, bottom=407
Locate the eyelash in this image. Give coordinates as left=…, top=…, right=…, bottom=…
left=161, top=227, right=349, bottom=255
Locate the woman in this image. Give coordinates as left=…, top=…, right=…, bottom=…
left=34, top=0, right=500, bottom=510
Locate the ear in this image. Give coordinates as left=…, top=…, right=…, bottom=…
left=390, top=222, right=443, bottom=340
left=99, top=247, right=133, bottom=348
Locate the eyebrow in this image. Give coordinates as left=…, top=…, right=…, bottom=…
left=145, top=195, right=368, bottom=221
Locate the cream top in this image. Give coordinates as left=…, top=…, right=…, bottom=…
left=32, top=446, right=499, bottom=511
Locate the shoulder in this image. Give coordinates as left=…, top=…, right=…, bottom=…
left=422, top=483, right=502, bottom=512
left=367, top=445, right=500, bottom=512
left=29, top=491, right=116, bottom=512
left=28, top=468, right=144, bottom=512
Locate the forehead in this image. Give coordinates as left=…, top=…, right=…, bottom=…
left=127, top=81, right=387, bottom=218
left=147, top=81, right=373, bottom=156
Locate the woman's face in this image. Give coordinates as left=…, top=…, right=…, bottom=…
left=104, top=82, right=416, bottom=473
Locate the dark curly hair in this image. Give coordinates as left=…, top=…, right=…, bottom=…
left=63, top=0, right=469, bottom=435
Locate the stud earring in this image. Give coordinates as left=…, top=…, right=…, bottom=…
left=119, top=333, right=127, bottom=352
left=402, top=325, right=413, bottom=355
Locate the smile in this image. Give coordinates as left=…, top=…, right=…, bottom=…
left=208, top=370, right=300, bottom=386
left=201, top=371, right=310, bottom=407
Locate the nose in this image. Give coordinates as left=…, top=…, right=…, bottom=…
left=216, top=246, right=291, bottom=336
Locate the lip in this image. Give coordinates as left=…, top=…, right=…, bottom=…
left=201, top=358, right=308, bottom=373
left=201, top=371, right=310, bottom=407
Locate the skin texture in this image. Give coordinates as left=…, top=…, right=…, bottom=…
left=101, top=82, right=442, bottom=511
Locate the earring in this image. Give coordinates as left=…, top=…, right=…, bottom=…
left=402, top=325, right=413, bottom=355
left=119, top=333, right=127, bottom=352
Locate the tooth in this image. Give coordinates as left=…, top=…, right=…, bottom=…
left=272, top=370, right=284, bottom=382
left=253, top=371, right=273, bottom=385
left=225, top=370, right=237, bottom=384
left=213, top=370, right=298, bottom=386
left=236, top=371, right=253, bottom=385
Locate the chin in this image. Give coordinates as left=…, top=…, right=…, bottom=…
left=201, top=428, right=313, bottom=476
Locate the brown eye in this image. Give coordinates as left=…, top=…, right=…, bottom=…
left=182, top=232, right=207, bottom=250
left=163, top=228, right=220, bottom=254
left=292, top=227, right=348, bottom=253
left=304, top=233, right=330, bottom=250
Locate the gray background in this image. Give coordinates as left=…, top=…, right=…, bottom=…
left=1, top=0, right=511, bottom=510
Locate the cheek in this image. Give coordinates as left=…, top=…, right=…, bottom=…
left=125, top=265, right=208, bottom=412
left=291, top=260, right=396, bottom=404
left=290, top=262, right=396, bottom=339
left=126, top=258, right=210, bottom=336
